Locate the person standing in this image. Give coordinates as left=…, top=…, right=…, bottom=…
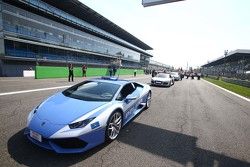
left=68, top=63, right=74, bottom=82
left=82, top=64, right=87, bottom=78
left=152, top=69, right=156, bottom=77
left=134, top=69, right=137, bottom=77
left=113, top=66, right=117, bottom=76
left=108, top=65, right=113, bottom=76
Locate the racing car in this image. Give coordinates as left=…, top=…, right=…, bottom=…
left=25, top=77, right=151, bottom=153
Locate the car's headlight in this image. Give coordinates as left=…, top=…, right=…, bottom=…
left=69, top=117, right=96, bottom=129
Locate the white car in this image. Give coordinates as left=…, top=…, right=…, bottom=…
left=170, top=72, right=181, bottom=81
left=151, top=73, right=174, bottom=87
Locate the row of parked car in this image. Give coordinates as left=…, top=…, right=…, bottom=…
left=151, top=72, right=182, bottom=87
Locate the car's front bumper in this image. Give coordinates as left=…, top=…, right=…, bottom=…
left=24, top=127, right=106, bottom=153
left=151, top=80, right=170, bottom=87
left=174, top=77, right=181, bottom=81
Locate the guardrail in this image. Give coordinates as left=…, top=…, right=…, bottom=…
left=205, top=75, right=219, bottom=80
left=204, top=75, right=250, bottom=88
left=221, top=77, right=250, bottom=88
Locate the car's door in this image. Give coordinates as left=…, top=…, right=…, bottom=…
left=116, top=83, right=138, bottom=120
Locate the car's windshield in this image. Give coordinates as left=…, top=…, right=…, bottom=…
left=62, top=81, right=121, bottom=101
left=156, top=73, right=170, bottom=78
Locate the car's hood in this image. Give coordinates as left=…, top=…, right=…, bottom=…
left=152, top=77, right=171, bottom=82
left=36, top=93, right=107, bottom=125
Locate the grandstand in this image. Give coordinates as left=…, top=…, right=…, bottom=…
left=0, top=0, right=153, bottom=76
left=201, top=49, right=250, bottom=80
left=149, top=59, right=171, bottom=71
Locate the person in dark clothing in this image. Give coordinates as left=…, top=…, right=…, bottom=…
left=134, top=69, right=137, bottom=77
left=82, top=64, right=87, bottom=78
left=179, top=72, right=183, bottom=80
left=68, top=63, right=74, bottom=82
left=152, top=69, right=157, bottom=77
left=108, top=65, right=113, bottom=76
left=152, top=69, right=155, bottom=77
left=113, top=66, right=117, bottom=76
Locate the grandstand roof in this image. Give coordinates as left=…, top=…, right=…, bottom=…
left=41, top=0, right=153, bottom=51
left=202, top=49, right=250, bottom=67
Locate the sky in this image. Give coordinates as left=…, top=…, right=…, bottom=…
left=80, top=0, right=250, bottom=69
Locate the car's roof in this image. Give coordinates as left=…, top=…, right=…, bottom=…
left=90, top=77, right=132, bottom=86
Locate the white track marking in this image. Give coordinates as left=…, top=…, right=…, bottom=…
left=0, top=85, right=72, bottom=96
left=202, top=79, right=250, bottom=102
left=0, top=76, right=150, bottom=96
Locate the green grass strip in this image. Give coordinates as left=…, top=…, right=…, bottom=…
left=203, top=77, right=250, bottom=98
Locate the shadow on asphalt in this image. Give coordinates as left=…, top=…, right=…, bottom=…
left=150, top=85, right=172, bottom=88
left=8, top=123, right=250, bottom=167
left=7, top=129, right=109, bottom=167
left=119, top=122, right=250, bottom=167
left=148, top=84, right=173, bottom=88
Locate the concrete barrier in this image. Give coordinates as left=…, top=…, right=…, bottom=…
left=23, top=70, right=35, bottom=77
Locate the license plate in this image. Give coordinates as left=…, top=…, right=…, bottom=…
left=156, top=81, right=162, bottom=84
left=30, top=130, right=42, bottom=142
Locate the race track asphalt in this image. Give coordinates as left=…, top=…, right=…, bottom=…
left=0, top=75, right=249, bottom=167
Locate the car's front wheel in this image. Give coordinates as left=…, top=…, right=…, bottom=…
left=105, top=111, right=122, bottom=142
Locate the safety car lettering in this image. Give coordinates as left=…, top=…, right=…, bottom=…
left=124, top=98, right=141, bottom=119
left=125, top=106, right=135, bottom=119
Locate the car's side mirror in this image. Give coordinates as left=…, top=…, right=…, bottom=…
left=125, top=94, right=138, bottom=103
left=126, top=94, right=138, bottom=100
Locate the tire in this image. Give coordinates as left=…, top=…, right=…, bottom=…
left=105, top=111, right=122, bottom=142
left=145, top=91, right=152, bottom=109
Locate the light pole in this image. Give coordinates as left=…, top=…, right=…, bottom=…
left=223, top=50, right=228, bottom=77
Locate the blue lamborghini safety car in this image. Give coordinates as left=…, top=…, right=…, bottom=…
left=25, top=77, right=151, bottom=153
